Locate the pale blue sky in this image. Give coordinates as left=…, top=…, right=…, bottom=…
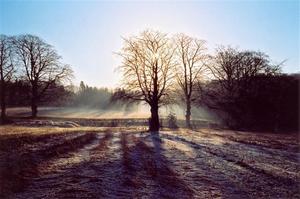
left=1, top=0, right=299, bottom=88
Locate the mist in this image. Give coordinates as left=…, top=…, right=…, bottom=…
left=7, top=103, right=219, bottom=123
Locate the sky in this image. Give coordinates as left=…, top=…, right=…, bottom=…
left=0, top=0, right=299, bottom=88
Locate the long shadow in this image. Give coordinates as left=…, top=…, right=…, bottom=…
left=53, top=131, right=115, bottom=198
left=159, top=132, right=300, bottom=197
left=0, top=132, right=97, bottom=198
left=147, top=132, right=249, bottom=198
left=11, top=131, right=128, bottom=198
left=4, top=130, right=298, bottom=198
left=94, top=131, right=194, bottom=198
left=193, top=129, right=300, bottom=161
left=0, top=132, right=67, bottom=197
left=119, top=132, right=147, bottom=198
left=135, top=131, right=194, bottom=198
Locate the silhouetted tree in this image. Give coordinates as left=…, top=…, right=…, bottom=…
left=200, top=46, right=281, bottom=129
left=6, top=79, right=31, bottom=106
left=209, top=47, right=279, bottom=94
left=12, top=35, right=73, bottom=117
left=174, top=33, right=207, bottom=128
left=0, top=35, right=14, bottom=123
left=117, top=30, right=176, bottom=131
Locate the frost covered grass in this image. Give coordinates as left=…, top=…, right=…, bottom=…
left=0, top=124, right=299, bottom=198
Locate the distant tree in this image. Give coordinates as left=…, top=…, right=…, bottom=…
left=79, top=81, right=86, bottom=93
left=0, top=35, right=15, bottom=123
left=117, top=30, right=176, bottom=131
left=174, top=33, right=207, bottom=128
left=12, top=35, right=73, bottom=117
left=72, top=81, right=112, bottom=109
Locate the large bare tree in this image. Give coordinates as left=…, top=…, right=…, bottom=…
left=202, top=46, right=280, bottom=126
left=13, top=35, right=72, bottom=117
left=0, top=35, right=14, bottom=122
left=117, top=30, right=176, bottom=131
left=208, top=46, right=280, bottom=96
left=174, top=34, right=207, bottom=128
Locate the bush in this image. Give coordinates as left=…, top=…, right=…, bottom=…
left=167, top=112, right=178, bottom=129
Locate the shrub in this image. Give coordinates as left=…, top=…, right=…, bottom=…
left=168, top=112, right=178, bottom=129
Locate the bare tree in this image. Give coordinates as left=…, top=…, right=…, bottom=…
left=202, top=46, right=281, bottom=127
left=0, top=35, right=14, bottom=122
left=117, top=30, right=176, bottom=131
left=209, top=46, right=280, bottom=96
left=174, top=34, right=207, bottom=128
left=13, top=35, right=73, bottom=117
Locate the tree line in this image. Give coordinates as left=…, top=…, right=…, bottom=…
left=113, top=30, right=299, bottom=132
left=72, top=81, right=130, bottom=110
left=0, top=78, right=124, bottom=114
left=1, top=31, right=298, bottom=131
left=0, top=79, right=72, bottom=107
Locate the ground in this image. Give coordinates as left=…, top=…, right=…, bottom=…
left=0, top=122, right=299, bottom=198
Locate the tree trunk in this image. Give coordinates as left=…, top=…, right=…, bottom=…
left=185, top=99, right=191, bottom=128
left=0, top=80, right=6, bottom=122
left=149, top=103, right=160, bottom=131
left=31, top=85, right=38, bottom=118
left=31, top=101, right=37, bottom=118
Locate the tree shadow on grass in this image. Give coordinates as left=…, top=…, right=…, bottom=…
left=159, top=132, right=300, bottom=198
left=0, top=132, right=96, bottom=198
left=135, top=131, right=194, bottom=198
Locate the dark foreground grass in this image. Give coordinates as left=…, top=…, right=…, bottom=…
left=0, top=131, right=96, bottom=198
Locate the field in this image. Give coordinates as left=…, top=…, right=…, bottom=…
left=0, top=118, right=299, bottom=198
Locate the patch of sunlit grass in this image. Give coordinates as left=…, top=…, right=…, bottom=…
left=0, top=125, right=106, bottom=136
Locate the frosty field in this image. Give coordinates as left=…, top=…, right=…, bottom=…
left=0, top=122, right=299, bottom=198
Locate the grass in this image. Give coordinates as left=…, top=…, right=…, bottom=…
left=0, top=123, right=298, bottom=198
left=0, top=125, right=106, bottom=136
left=0, top=126, right=104, bottom=198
